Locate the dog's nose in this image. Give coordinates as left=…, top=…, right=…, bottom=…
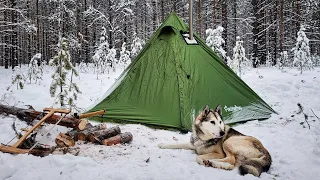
left=220, top=131, right=225, bottom=136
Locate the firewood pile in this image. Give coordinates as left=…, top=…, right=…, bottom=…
left=0, top=104, right=133, bottom=157
left=56, top=123, right=133, bottom=147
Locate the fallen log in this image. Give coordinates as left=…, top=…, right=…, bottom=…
left=102, top=132, right=133, bottom=146
left=66, top=123, right=107, bottom=141
left=0, top=104, right=87, bottom=130
left=88, top=126, right=121, bottom=144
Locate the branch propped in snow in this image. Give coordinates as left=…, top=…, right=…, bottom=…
left=297, top=103, right=310, bottom=129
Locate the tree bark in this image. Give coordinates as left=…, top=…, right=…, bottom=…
left=66, top=123, right=107, bottom=141
left=102, top=132, right=133, bottom=146
left=197, top=0, right=201, bottom=37
left=88, top=126, right=121, bottom=143
left=0, top=104, right=87, bottom=130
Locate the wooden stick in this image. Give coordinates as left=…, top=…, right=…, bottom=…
left=43, top=108, right=70, bottom=114
left=0, top=145, right=52, bottom=157
left=12, top=109, right=55, bottom=148
left=79, top=110, right=105, bottom=119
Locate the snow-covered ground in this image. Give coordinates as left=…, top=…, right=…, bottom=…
left=0, top=66, right=320, bottom=180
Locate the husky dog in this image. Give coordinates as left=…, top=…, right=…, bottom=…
left=158, top=105, right=271, bottom=177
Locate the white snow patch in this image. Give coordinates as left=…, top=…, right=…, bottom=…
left=0, top=66, right=320, bottom=180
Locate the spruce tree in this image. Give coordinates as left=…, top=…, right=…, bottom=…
left=229, top=36, right=249, bottom=77
left=119, top=42, right=131, bottom=70
left=130, top=33, right=144, bottom=60
left=27, top=53, right=43, bottom=84
left=92, top=27, right=109, bottom=78
left=49, top=37, right=81, bottom=108
left=205, top=26, right=230, bottom=63
left=293, top=25, right=313, bottom=74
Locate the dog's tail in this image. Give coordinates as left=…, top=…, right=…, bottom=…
left=239, top=144, right=272, bottom=177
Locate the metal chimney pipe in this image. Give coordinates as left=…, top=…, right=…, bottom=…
left=189, top=0, right=193, bottom=40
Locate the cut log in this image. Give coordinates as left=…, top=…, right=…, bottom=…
left=55, top=133, right=75, bottom=147
left=102, top=132, right=133, bottom=146
left=88, top=126, right=121, bottom=144
left=0, top=104, right=87, bottom=130
left=66, top=123, right=107, bottom=141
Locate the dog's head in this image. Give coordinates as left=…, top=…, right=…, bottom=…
left=195, top=105, right=225, bottom=140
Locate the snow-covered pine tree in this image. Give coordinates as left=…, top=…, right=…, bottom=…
left=49, top=37, right=81, bottom=108
left=119, top=42, right=131, bottom=70
left=92, top=27, right=109, bottom=79
left=293, top=25, right=313, bottom=74
left=27, top=53, right=43, bottom=84
left=229, top=36, right=249, bottom=77
left=130, top=33, right=144, bottom=60
left=205, top=26, right=230, bottom=63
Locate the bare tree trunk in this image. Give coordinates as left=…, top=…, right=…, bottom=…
left=108, top=0, right=113, bottom=47
left=212, top=0, right=216, bottom=26
left=295, top=0, right=301, bottom=32
left=279, top=0, right=284, bottom=53
left=197, top=0, right=201, bottom=37
left=222, top=0, right=228, bottom=63
left=161, top=0, right=164, bottom=21
left=4, top=0, right=10, bottom=69
left=252, top=0, right=259, bottom=68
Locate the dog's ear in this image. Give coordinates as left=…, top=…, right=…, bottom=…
left=203, top=105, right=210, bottom=115
left=215, top=104, right=222, bottom=116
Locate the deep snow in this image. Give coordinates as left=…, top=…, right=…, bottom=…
left=0, top=66, right=319, bottom=180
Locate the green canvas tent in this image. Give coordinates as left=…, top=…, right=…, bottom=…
left=87, top=13, right=276, bottom=131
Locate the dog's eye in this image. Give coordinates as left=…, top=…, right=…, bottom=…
left=210, top=121, right=215, bottom=125
left=220, top=121, right=222, bottom=124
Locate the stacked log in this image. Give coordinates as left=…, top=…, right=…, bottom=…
left=58, top=124, right=132, bottom=146
left=0, top=104, right=133, bottom=157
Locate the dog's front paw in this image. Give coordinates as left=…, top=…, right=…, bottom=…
left=158, top=143, right=165, bottom=149
left=196, top=156, right=204, bottom=165
left=203, top=160, right=212, bottom=167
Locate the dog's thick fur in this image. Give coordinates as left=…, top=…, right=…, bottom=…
left=158, top=105, right=272, bottom=177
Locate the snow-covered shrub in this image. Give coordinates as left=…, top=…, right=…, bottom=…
left=205, top=26, right=231, bottom=63
left=277, top=51, right=288, bottom=71
left=119, top=42, right=131, bottom=70
left=292, top=25, right=313, bottom=74
left=312, top=54, right=320, bottom=67
left=266, top=51, right=273, bottom=67
left=229, top=36, right=249, bottom=77
left=27, top=53, right=43, bottom=84
left=130, top=33, right=144, bottom=60
left=106, top=47, right=117, bottom=73
left=49, top=37, right=81, bottom=108
left=92, top=27, right=109, bottom=78
left=11, top=66, right=26, bottom=90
